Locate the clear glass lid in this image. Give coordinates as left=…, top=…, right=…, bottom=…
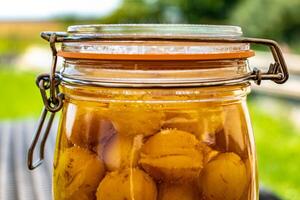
left=60, top=24, right=253, bottom=60
left=67, top=24, right=243, bottom=38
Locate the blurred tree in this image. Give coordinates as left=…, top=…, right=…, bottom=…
left=53, top=15, right=100, bottom=27
left=100, top=0, right=241, bottom=24
left=37, top=0, right=299, bottom=52
left=230, top=0, right=300, bottom=49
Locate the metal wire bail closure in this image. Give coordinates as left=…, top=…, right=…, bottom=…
left=27, top=33, right=64, bottom=170
left=40, top=31, right=289, bottom=86
left=28, top=30, right=290, bottom=170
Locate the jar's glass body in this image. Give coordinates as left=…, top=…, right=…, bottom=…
left=53, top=78, right=258, bottom=200
left=28, top=24, right=290, bottom=200
left=50, top=24, right=259, bottom=200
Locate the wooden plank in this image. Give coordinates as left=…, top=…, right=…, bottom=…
left=0, top=119, right=57, bottom=200
left=0, top=121, right=18, bottom=200
left=13, top=121, right=37, bottom=200
left=24, top=120, right=51, bottom=200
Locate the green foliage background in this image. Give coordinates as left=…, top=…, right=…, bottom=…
left=2, top=0, right=300, bottom=54
left=0, top=69, right=300, bottom=199
left=1, top=0, right=300, bottom=199
left=98, top=0, right=300, bottom=52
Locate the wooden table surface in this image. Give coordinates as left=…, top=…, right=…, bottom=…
left=0, top=119, right=57, bottom=200
left=0, top=119, right=281, bottom=200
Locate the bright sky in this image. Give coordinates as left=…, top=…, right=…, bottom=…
left=0, top=0, right=121, bottom=20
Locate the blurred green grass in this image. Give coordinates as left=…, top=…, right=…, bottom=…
left=0, top=69, right=299, bottom=199
left=0, top=68, right=42, bottom=118
left=250, top=103, right=300, bottom=199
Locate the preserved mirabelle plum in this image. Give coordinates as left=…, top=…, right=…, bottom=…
left=108, top=103, right=165, bottom=136
left=66, top=105, right=116, bottom=150
left=162, top=110, right=201, bottom=135
left=102, top=134, right=143, bottom=171
left=219, top=104, right=248, bottom=156
left=162, top=108, right=224, bottom=143
left=96, top=168, right=157, bottom=200
left=158, top=182, right=200, bottom=200
left=139, top=129, right=203, bottom=181
left=202, top=145, right=219, bottom=165
left=54, top=147, right=105, bottom=200
left=199, top=152, right=248, bottom=200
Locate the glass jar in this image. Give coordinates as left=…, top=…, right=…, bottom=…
left=28, top=24, right=288, bottom=200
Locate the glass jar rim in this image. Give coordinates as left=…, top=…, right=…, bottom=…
left=67, top=24, right=243, bottom=38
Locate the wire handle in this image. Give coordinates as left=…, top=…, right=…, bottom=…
left=40, top=31, right=289, bottom=85
left=27, top=34, right=64, bottom=170
left=27, top=108, right=55, bottom=170
left=28, top=32, right=290, bottom=170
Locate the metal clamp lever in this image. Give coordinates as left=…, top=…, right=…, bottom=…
left=27, top=34, right=64, bottom=170
left=27, top=74, right=64, bottom=170
left=27, top=107, right=55, bottom=170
